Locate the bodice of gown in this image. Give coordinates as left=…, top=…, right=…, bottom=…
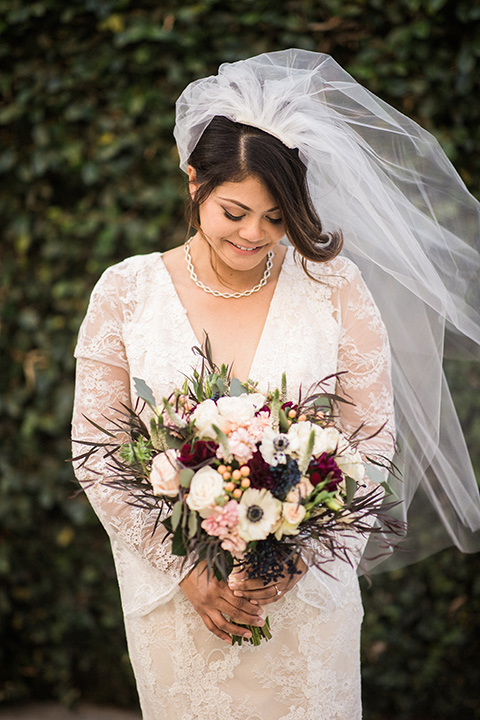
left=72, top=247, right=395, bottom=618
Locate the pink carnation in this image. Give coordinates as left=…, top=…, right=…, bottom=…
left=217, top=413, right=272, bottom=464
left=244, top=412, right=271, bottom=442
left=221, top=531, right=247, bottom=559
left=226, top=427, right=258, bottom=464
left=201, top=500, right=239, bottom=539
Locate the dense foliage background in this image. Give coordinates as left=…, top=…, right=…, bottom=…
left=1, top=0, right=479, bottom=717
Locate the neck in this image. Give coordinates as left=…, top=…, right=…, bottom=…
left=188, top=234, right=272, bottom=293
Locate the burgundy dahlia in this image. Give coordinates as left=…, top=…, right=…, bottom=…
left=247, top=450, right=277, bottom=493
left=178, top=440, right=217, bottom=468
left=308, top=452, right=343, bottom=490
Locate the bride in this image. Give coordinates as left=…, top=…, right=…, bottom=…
left=72, top=50, right=480, bottom=719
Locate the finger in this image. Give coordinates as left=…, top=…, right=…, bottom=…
left=232, top=582, right=280, bottom=600
left=222, top=588, right=263, bottom=614
left=229, top=576, right=266, bottom=591
left=202, top=614, right=234, bottom=644
left=208, top=610, right=255, bottom=641
left=217, top=597, right=267, bottom=626
left=256, top=591, right=284, bottom=606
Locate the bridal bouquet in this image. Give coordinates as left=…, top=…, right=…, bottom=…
left=75, top=347, right=400, bottom=645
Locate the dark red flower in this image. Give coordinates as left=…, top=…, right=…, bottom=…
left=308, top=452, right=343, bottom=490
left=247, top=450, right=276, bottom=492
left=178, top=440, right=217, bottom=468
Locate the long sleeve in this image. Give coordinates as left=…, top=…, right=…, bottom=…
left=72, top=263, right=190, bottom=616
left=336, top=262, right=396, bottom=466
left=297, top=259, right=396, bottom=611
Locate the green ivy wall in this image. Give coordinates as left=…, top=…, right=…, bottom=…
left=1, top=1, right=479, bottom=717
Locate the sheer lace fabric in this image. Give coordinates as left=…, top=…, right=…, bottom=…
left=72, top=247, right=395, bottom=718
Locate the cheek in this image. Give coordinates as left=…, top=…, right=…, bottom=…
left=199, top=206, right=230, bottom=234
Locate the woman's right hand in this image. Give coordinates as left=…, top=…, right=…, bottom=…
left=180, top=561, right=266, bottom=644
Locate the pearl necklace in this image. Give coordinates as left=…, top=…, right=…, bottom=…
left=184, top=239, right=274, bottom=299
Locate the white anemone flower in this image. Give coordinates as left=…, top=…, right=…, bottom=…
left=237, top=488, right=282, bottom=542
left=259, top=426, right=290, bottom=466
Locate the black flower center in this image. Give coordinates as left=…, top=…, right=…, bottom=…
left=246, top=505, right=264, bottom=523
left=273, top=435, right=289, bottom=452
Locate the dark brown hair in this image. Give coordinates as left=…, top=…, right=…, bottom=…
left=187, top=116, right=343, bottom=275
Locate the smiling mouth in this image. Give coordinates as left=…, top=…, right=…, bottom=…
left=229, top=241, right=264, bottom=252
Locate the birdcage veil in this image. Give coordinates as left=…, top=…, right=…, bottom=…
left=174, top=49, right=480, bottom=572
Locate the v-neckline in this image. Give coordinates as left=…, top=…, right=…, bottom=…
left=158, top=248, right=290, bottom=381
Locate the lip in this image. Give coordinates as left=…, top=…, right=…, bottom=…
left=227, top=240, right=266, bottom=255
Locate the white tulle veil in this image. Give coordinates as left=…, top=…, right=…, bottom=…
left=174, top=48, right=480, bottom=572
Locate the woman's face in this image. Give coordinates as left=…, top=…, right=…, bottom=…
left=190, top=170, right=286, bottom=273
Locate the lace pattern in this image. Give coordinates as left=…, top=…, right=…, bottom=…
left=124, top=581, right=363, bottom=720
left=72, top=247, right=395, bottom=718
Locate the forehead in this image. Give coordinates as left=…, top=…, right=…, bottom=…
left=212, top=176, right=277, bottom=208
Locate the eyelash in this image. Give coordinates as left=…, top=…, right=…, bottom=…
left=223, top=209, right=283, bottom=225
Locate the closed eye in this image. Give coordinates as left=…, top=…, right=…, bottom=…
left=223, top=209, right=245, bottom=222
left=223, top=208, right=283, bottom=225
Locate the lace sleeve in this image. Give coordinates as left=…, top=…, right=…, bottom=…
left=297, top=261, right=396, bottom=612
left=336, top=261, right=396, bottom=468
left=72, top=266, right=190, bottom=609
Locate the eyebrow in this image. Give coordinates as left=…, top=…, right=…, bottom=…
left=217, top=196, right=280, bottom=212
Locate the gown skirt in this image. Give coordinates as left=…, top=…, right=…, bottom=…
left=124, top=579, right=364, bottom=720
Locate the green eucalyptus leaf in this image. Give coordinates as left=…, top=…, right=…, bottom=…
left=345, top=476, right=357, bottom=506
left=188, top=510, right=198, bottom=538
left=180, top=468, right=194, bottom=488
left=229, top=377, right=245, bottom=396
left=171, top=500, right=183, bottom=532
left=133, top=377, right=157, bottom=407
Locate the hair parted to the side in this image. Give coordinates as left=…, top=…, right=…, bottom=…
left=186, top=117, right=343, bottom=275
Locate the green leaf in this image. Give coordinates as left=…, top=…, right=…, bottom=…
left=215, top=376, right=228, bottom=395
left=188, top=510, right=198, bottom=538
left=212, top=424, right=232, bottom=461
left=381, top=479, right=398, bottom=498
left=229, top=377, right=245, bottom=396
left=279, top=408, right=290, bottom=433
left=171, top=525, right=187, bottom=556
left=133, top=377, right=157, bottom=406
left=171, top=500, right=183, bottom=531
left=180, top=468, right=194, bottom=488
left=164, top=430, right=184, bottom=449
left=345, top=476, right=357, bottom=506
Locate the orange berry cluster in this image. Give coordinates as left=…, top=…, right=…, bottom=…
left=287, top=409, right=307, bottom=423
left=218, top=464, right=251, bottom=499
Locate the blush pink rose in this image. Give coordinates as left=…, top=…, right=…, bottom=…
left=149, top=449, right=180, bottom=497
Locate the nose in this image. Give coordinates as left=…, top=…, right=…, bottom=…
left=238, top=216, right=265, bottom=242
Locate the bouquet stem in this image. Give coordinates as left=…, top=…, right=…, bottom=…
left=231, top=616, right=272, bottom=646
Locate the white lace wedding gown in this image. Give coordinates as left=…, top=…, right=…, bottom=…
left=72, top=247, right=395, bottom=720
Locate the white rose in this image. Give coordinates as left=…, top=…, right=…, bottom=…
left=314, top=427, right=350, bottom=456
left=275, top=502, right=306, bottom=539
left=245, top=393, right=268, bottom=410
left=287, top=421, right=323, bottom=457
left=336, top=450, right=365, bottom=483
left=216, top=395, right=258, bottom=425
left=282, top=502, right=306, bottom=525
left=191, top=399, right=222, bottom=439
left=149, top=449, right=180, bottom=497
left=186, top=466, right=225, bottom=517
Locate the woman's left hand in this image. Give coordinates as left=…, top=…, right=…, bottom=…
left=227, top=556, right=307, bottom=606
